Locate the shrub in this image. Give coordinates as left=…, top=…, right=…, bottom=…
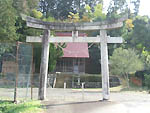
left=144, top=74, right=150, bottom=89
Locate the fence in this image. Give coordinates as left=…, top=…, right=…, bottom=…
left=0, top=43, right=33, bottom=101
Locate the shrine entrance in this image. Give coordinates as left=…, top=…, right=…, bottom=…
left=22, top=14, right=127, bottom=100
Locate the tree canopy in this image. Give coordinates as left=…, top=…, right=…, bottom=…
left=110, top=48, right=143, bottom=87
left=0, top=0, right=18, bottom=42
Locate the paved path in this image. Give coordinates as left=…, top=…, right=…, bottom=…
left=43, top=99, right=150, bottom=113
left=41, top=89, right=150, bottom=113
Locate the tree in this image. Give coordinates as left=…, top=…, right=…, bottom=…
left=110, top=48, right=144, bottom=88
left=0, top=0, right=18, bottom=42
left=68, top=12, right=80, bottom=22
left=81, top=0, right=103, bottom=11
left=49, top=43, right=65, bottom=72
left=141, top=48, right=150, bottom=70
left=15, top=9, right=43, bottom=42
left=13, top=0, right=39, bottom=15
left=144, top=74, right=150, bottom=89
left=126, top=16, right=150, bottom=52
left=39, top=0, right=103, bottom=20
left=39, top=0, right=75, bottom=19
left=107, top=0, right=128, bottom=20
left=12, top=0, right=41, bottom=42
left=93, top=4, right=106, bottom=21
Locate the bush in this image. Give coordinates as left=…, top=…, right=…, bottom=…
left=144, top=74, right=150, bottom=89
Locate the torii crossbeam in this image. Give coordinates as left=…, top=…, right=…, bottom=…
left=22, top=14, right=127, bottom=100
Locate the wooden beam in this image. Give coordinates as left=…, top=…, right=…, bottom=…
left=26, top=36, right=123, bottom=43
left=21, top=14, right=127, bottom=31
left=26, top=21, right=123, bottom=31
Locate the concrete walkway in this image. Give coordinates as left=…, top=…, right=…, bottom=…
left=43, top=100, right=150, bottom=113
left=42, top=90, right=150, bottom=113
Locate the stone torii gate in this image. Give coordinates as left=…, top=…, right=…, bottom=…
left=22, top=14, right=127, bottom=100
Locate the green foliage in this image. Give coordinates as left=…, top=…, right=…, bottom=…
left=13, top=0, right=42, bottom=42
left=66, top=3, right=106, bottom=23
left=39, top=0, right=103, bottom=20
left=0, top=44, right=15, bottom=59
left=43, top=16, right=55, bottom=22
left=144, top=74, right=150, bottom=89
left=82, top=0, right=103, bottom=11
left=68, top=12, right=80, bottom=22
left=110, top=48, right=143, bottom=76
left=93, top=4, right=106, bottom=21
left=79, top=5, right=93, bottom=22
left=141, top=48, right=150, bottom=70
left=15, top=16, right=42, bottom=42
left=31, top=9, right=43, bottom=19
left=13, top=0, right=39, bottom=15
left=0, top=0, right=18, bottom=42
left=85, top=4, right=91, bottom=12
left=27, top=0, right=39, bottom=10
left=128, top=16, right=150, bottom=51
left=40, top=0, right=76, bottom=19
left=110, top=48, right=144, bottom=88
left=0, top=100, right=43, bottom=113
left=49, top=43, right=65, bottom=72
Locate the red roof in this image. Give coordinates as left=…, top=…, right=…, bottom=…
left=56, top=32, right=89, bottom=58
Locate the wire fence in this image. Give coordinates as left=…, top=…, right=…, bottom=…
left=0, top=43, right=33, bottom=101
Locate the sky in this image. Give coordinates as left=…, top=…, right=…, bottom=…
left=103, top=0, right=150, bottom=16
left=139, top=0, right=150, bottom=16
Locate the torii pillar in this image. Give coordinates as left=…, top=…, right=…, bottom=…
left=38, top=30, right=50, bottom=100
left=100, top=30, right=110, bottom=100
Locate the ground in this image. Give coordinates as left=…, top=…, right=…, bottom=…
left=42, top=89, right=150, bottom=113
left=1, top=88, right=150, bottom=113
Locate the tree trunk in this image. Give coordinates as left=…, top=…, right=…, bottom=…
left=125, top=73, right=130, bottom=89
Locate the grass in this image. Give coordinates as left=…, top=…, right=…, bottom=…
left=0, top=100, right=44, bottom=113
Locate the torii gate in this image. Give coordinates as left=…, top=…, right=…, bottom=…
left=22, top=14, right=127, bottom=100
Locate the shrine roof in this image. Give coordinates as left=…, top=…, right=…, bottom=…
left=56, top=32, right=89, bottom=58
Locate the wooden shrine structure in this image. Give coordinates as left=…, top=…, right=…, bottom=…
left=22, top=14, right=127, bottom=100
